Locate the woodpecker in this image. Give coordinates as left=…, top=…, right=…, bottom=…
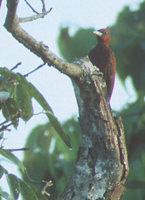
left=88, top=27, right=116, bottom=101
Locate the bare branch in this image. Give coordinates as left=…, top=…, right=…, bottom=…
left=24, top=0, right=50, bottom=14
left=41, top=0, right=47, bottom=12
left=24, top=0, right=39, bottom=14
left=4, top=0, right=19, bottom=29
left=24, top=169, right=47, bottom=184
left=19, top=8, right=52, bottom=23
left=41, top=181, right=53, bottom=197
left=24, top=62, right=46, bottom=77
left=10, top=61, right=22, bottom=70
left=4, top=0, right=81, bottom=79
left=0, top=122, right=12, bottom=131
left=5, top=147, right=29, bottom=151
left=0, top=0, right=2, bottom=9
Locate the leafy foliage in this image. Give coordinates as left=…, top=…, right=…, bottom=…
left=0, top=150, right=48, bottom=200
left=111, top=1, right=145, bottom=98
left=110, top=2, right=145, bottom=199
left=0, top=67, right=72, bottom=199
left=0, top=67, right=71, bottom=147
left=22, top=117, right=81, bottom=199
left=57, top=27, right=96, bottom=62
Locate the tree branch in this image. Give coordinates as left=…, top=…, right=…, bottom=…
left=4, top=0, right=82, bottom=79
left=0, top=0, right=2, bottom=9
left=24, top=0, right=39, bottom=14
left=41, top=0, right=47, bottom=12
left=19, top=9, right=52, bottom=23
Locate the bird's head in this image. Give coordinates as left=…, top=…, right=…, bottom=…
left=93, top=27, right=110, bottom=45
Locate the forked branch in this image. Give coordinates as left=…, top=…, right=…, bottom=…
left=4, top=0, right=81, bottom=78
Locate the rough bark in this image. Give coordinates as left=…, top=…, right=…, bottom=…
left=59, top=58, right=128, bottom=200
left=4, top=0, right=129, bottom=199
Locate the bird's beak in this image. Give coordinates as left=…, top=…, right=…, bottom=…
left=93, top=30, right=103, bottom=37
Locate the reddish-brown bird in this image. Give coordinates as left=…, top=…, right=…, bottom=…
left=88, top=27, right=116, bottom=101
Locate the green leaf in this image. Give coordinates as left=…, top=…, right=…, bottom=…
left=111, top=2, right=145, bottom=96
left=15, top=83, right=33, bottom=121
left=57, top=27, right=96, bottom=62
left=19, top=180, right=38, bottom=200
left=17, top=73, right=72, bottom=148
left=1, top=98, right=19, bottom=127
left=27, top=184, right=48, bottom=200
left=6, top=174, right=19, bottom=200
left=45, top=111, right=72, bottom=148
left=0, top=165, right=7, bottom=179
left=0, top=149, right=25, bottom=173
left=0, top=71, right=17, bottom=97
left=0, top=187, right=12, bottom=200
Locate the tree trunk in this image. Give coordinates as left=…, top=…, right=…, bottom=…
left=59, top=58, right=129, bottom=200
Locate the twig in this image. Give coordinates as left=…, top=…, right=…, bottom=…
left=41, top=180, right=53, bottom=197
left=0, top=127, right=11, bottom=132
left=19, top=8, right=52, bottom=23
left=0, top=120, right=9, bottom=126
left=24, top=63, right=46, bottom=77
left=24, top=169, right=51, bottom=186
left=24, top=0, right=39, bottom=14
left=0, top=0, right=2, bottom=9
left=11, top=62, right=22, bottom=70
left=24, top=169, right=53, bottom=197
left=0, top=123, right=12, bottom=131
left=0, top=119, right=16, bottom=131
left=5, top=147, right=29, bottom=151
left=0, top=133, right=6, bottom=148
left=41, top=0, right=46, bottom=12
left=22, top=0, right=52, bottom=23
left=33, top=110, right=45, bottom=116
left=24, top=169, right=43, bottom=184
